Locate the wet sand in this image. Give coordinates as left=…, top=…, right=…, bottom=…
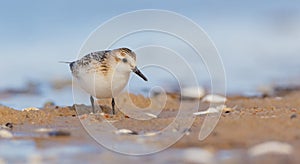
left=1, top=90, right=300, bottom=163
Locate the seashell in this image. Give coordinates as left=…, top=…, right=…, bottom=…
left=248, top=141, right=293, bottom=157
left=202, top=94, right=227, bottom=103
left=143, top=132, right=159, bottom=137
left=115, top=129, right=138, bottom=135
left=145, top=112, right=158, bottom=118
left=35, top=128, right=54, bottom=132
left=193, top=105, right=226, bottom=116
left=0, top=129, right=13, bottom=139
left=181, top=86, right=205, bottom=99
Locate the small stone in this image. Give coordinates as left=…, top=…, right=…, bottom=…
left=5, top=123, right=13, bottom=129
left=48, top=130, right=71, bottom=137
left=0, top=129, right=13, bottom=138
left=290, top=114, right=297, bottom=119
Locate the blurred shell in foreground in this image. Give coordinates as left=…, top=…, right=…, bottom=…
left=181, top=86, right=205, bottom=99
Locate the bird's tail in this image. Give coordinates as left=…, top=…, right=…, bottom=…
left=59, top=61, right=72, bottom=64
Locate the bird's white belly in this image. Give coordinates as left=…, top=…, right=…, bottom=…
left=75, top=72, right=130, bottom=99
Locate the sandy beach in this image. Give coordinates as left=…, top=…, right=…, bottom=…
left=1, top=88, right=300, bottom=163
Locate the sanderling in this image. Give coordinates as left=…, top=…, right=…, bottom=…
left=65, top=48, right=148, bottom=114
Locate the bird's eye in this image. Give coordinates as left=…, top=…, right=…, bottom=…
left=122, top=58, right=128, bottom=63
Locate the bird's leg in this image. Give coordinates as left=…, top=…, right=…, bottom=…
left=90, top=95, right=95, bottom=113
left=111, top=98, right=115, bottom=115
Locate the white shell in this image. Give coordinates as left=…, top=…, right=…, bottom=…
left=202, top=94, right=227, bottom=103
left=22, top=107, right=40, bottom=112
left=143, top=132, right=159, bottom=137
left=248, top=141, right=293, bottom=156
left=0, top=129, right=13, bottom=139
left=182, top=148, right=214, bottom=164
left=193, top=105, right=226, bottom=116
left=115, top=129, right=136, bottom=135
left=181, top=86, right=205, bottom=99
left=35, top=128, right=54, bottom=132
left=145, top=112, right=158, bottom=118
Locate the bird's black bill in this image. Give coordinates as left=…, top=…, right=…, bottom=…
left=132, top=67, right=148, bottom=81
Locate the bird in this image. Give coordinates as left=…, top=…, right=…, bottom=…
left=65, top=48, right=148, bottom=114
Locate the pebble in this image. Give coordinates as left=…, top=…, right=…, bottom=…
left=48, top=130, right=71, bottom=137
left=0, top=123, right=13, bottom=130
left=181, top=86, right=205, bottom=99
left=22, top=107, right=40, bottom=112
left=248, top=141, right=293, bottom=157
left=5, top=122, right=13, bottom=129
left=115, top=129, right=138, bottom=135
left=202, top=94, right=227, bottom=103
left=0, top=129, right=13, bottom=138
left=290, top=114, right=297, bottom=119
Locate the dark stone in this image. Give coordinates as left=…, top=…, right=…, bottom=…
left=48, top=130, right=71, bottom=137
left=5, top=123, right=13, bottom=129
left=290, top=114, right=297, bottom=119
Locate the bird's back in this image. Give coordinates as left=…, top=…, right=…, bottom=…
left=69, top=50, right=110, bottom=77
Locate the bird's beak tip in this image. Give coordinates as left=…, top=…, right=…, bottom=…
left=133, top=67, right=148, bottom=81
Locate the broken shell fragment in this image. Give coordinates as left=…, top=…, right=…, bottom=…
left=193, top=105, right=226, bottom=116
left=22, top=107, right=40, bottom=112
left=145, top=112, right=158, bottom=118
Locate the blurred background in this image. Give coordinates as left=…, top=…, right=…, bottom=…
left=0, top=0, right=299, bottom=109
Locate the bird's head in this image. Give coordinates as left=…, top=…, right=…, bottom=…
left=112, top=48, right=147, bottom=81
